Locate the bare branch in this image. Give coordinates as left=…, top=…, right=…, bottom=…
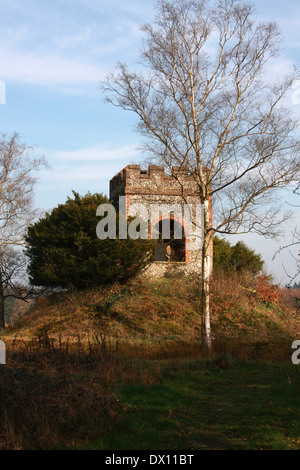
left=101, top=0, right=300, bottom=352
left=0, top=133, right=46, bottom=327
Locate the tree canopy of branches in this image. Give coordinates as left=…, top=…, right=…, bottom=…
left=25, top=192, right=153, bottom=290
left=0, top=133, right=45, bottom=328
left=273, top=182, right=300, bottom=286
left=102, top=0, right=300, bottom=353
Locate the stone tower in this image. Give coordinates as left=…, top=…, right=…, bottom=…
left=109, top=164, right=212, bottom=277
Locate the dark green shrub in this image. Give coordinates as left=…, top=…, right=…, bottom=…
left=213, top=236, right=264, bottom=275
left=25, top=191, right=153, bottom=289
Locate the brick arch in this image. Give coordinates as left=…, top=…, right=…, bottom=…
left=150, top=215, right=189, bottom=263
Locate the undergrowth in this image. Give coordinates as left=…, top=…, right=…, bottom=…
left=6, top=271, right=299, bottom=349
left=0, top=271, right=299, bottom=449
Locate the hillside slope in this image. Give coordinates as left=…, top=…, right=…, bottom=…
left=3, top=272, right=298, bottom=360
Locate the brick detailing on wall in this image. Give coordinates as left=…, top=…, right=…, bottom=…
left=110, top=165, right=200, bottom=201
left=109, top=164, right=212, bottom=277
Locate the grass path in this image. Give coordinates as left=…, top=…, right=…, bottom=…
left=86, top=360, right=300, bottom=450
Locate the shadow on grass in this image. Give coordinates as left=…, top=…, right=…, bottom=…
left=86, top=360, right=300, bottom=451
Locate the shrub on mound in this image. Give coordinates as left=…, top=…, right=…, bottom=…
left=25, top=191, right=153, bottom=289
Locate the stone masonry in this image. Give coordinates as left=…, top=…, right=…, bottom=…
left=109, top=164, right=212, bottom=278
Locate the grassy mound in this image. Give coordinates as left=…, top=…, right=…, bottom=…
left=3, top=271, right=299, bottom=359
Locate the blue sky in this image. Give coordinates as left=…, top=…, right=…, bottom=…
left=0, top=0, right=299, bottom=284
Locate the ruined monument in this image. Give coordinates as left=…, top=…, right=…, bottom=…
left=109, top=164, right=212, bottom=277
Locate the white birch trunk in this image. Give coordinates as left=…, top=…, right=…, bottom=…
left=201, top=199, right=212, bottom=355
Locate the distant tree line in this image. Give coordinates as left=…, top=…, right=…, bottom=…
left=213, top=236, right=264, bottom=275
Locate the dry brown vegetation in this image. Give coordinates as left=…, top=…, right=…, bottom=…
left=0, top=272, right=299, bottom=449
left=6, top=271, right=299, bottom=351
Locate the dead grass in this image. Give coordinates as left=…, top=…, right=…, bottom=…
left=0, top=329, right=143, bottom=450
left=3, top=273, right=299, bottom=352
left=0, top=272, right=299, bottom=449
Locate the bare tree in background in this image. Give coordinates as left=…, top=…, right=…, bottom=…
left=102, top=0, right=300, bottom=354
left=0, top=133, right=46, bottom=328
left=273, top=182, right=300, bottom=287
left=0, top=247, right=34, bottom=324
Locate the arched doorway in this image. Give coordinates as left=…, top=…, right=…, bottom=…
left=152, top=218, right=186, bottom=262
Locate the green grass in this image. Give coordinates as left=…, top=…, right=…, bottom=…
left=84, top=359, right=300, bottom=451
left=1, top=274, right=299, bottom=450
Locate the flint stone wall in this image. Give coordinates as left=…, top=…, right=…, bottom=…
left=109, top=165, right=210, bottom=277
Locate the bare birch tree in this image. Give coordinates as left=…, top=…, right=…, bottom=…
left=273, top=182, right=300, bottom=286
left=102, top=0, right=300, bottom=354
left=0, top=133, right=46, bottom=328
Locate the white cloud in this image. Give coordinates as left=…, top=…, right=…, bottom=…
left=42, top=163, right=117, bottom=182
left=45, top=144, right=140, bottom=162
left=35, top=159, right=125, bottom=210
left=0, top=48, right=105, bottom=85
left=0, top=0, right=150, bottom=87
left=36, top=143, right=141, bottom=195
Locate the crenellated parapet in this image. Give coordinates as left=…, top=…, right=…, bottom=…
left=108, top=164, right=212, bottom=277
left=109, top=165, right=200, bottom=203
